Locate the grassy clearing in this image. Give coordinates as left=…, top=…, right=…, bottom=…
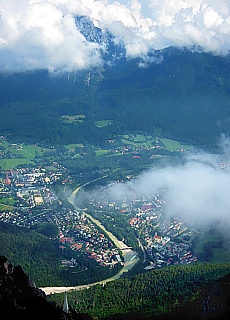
left=0, top=203, right=14, bottom=211
left=0, top=198, right=15, bottom=206
left=121, top=138, right=140, bottom=146
left=95, top=120, right=112, bottom=128
left=194, top=232, right=230, bottom=263
left=107, top=152, right=123, bottom=157
left=0, top=159, right=33, bottom=170
left=95, top=150, right=110, bottom=156
left=0, top=139, right=54, bottom=169
left=133, top=134, right=146, bottom=142
left=194, top=234, right=222, bottom=253
left=160, top=138, right=192, bottom=151
left=61, top=114, right=86, bottom=123
left=145, top=139, right=156, bottom=148
left=0, top=198, right=15, bottom=211
left=120, top=134, right=157, bottom=147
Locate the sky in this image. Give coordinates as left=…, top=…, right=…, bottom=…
left=0, top=0, right=230, bottom=72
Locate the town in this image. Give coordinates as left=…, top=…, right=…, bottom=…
left=78, top=182, right=199, bottom=269
left=0, top=159, right=199, bottom=272
left=0, top=166, right=124, bottom=268
left=0, top=164, right=199, bottom=271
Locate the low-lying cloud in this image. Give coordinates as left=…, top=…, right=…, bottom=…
left=0, top=0, right=230, bottom=73
left=79, top=136, right=230, bottom=231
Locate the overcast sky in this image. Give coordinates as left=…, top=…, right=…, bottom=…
left=0, top=0, right=230, bottom=72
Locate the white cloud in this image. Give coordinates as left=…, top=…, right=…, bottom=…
left=88, top=137, right=230, bottom=231
left=0, top=0, right=102, bottom=72
left=0, top=0, right=230, bottom=72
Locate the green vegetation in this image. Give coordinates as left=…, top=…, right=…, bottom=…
left=61, top=114, right=86, bottom=123
left=193, top=229, right=230, bottom=263
left=49, top=262, right=230, bottom=319
left=95, top=149, right=110, bottom=156
left=160, top=138, right=192, bottom=151
left=0, top=49, right=230, bottom=147
left=95, top=120, right=112, bottom=127
left=0, top=222, right=122, bottom=287
left=0, top=139, right=52, bottom=169
left=0, top=197, right=15, bottom=206
left=65, top=143, right=84, bottom=150
left=0, top=203, right=14, bottom=211
left=30, top=223, right=59, bottom=238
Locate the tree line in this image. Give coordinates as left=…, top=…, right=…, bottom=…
left=49, top=262, right=230, bottom=319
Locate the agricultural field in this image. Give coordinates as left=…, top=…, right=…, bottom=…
left=95, top=120, right=113, bottom=127
left=160, top=138, right=192, bottom=151
left=0, top=197, right=15, bottom=211
left=0, top=139, right=50, bottom=169
left=95, top=149, right=111, bottom=156
left=120, top=133, right=157, bottom=147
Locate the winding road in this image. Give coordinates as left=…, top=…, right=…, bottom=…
left=41, top=178, right=139, bottom=295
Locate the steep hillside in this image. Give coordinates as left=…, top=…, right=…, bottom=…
left=0, top=256, right=92, bottom=320
left=49, top=262, right=230, bottom=319
left=0, top=222, right=67, bottom=286
left=0, top=48, right=230, bottom=146
left=0, top=222, right=120, bottom=287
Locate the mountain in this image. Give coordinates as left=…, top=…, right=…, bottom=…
left=0, top=16, right=230, bottom=146
left=0, top=256, right=92, bottom=320
left=0, top=46, right=230, bottom=147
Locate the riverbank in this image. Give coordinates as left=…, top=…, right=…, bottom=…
left=41, top=178, right=139, bottom=295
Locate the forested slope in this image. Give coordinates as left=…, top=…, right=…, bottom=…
left=0, top=48, right=230, bottom=146
left=0, top=222, right=120, bottom=287
left=50, top=262, right=230, bottom=319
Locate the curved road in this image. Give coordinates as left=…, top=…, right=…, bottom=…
left=41, top=178, right=139, bottom=295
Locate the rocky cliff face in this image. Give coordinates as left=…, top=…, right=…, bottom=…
left=0, top=256, right=92, bottom=320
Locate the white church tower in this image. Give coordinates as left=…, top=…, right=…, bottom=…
left=63, top=292, right=69, bottom=314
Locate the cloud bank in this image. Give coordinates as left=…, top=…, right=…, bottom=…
left=0, top=0, right=230, bottom=72
left=84, top=137, right=230, bottom=231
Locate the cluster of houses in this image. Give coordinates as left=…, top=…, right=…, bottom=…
left=130, top=208, right=198, bottom=269
left=0, top=166, right=64, bottom=209
left=1, top=164, right=199, bottom=271
left=58, top=211, right=122, bottom=267
left=82, top=184, right=198, bottom=269
left=0, top=188, right=123, bottom=268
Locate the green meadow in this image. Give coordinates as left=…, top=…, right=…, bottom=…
left=95, top=120, right=112, bottom=127
left=0, top=140, right=50, bottom=169
left=160, top=138, right=192, bottom=151
left=0, top=197, right=16, bottom=211
left=95, top=149, right=110, bottom=156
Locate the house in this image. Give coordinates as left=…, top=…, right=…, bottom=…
left=154, top=235, right=162, bottom=243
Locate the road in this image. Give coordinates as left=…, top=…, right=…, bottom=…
left=41, top=178, right=139, bottom=295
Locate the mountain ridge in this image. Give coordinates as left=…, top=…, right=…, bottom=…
left=0, top=47, right=230, bottom=146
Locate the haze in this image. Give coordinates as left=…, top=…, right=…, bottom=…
left=79, top=136, right=230, bottom=231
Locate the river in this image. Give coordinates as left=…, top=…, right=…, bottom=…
left=41, top=178, right=139, bottom=295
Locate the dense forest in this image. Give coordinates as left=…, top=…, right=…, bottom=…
left=0, top=48, right=230, bottom=147
left=0, top=222, right=121, bottom=287
left=49, top=262, right=230, bottom=319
